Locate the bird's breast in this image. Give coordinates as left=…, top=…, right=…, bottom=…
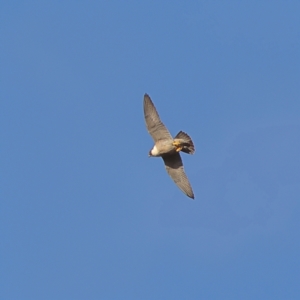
left=151, top=145, right=160, bottom=156
left=151, top=140, right=175, bottom=156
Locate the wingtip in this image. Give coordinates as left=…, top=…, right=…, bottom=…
left=187, top=190, right=195, bottom=199
left=144, top=93, right=151, bottom=104
left=184, top=191, right=195, bottom=199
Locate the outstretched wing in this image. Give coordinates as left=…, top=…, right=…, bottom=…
left=162, top=153, right=194, bottom=199
left=144, top=94, right=172, bottom=142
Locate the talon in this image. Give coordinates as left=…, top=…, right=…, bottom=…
left=173, top=140, right=183, bottom=152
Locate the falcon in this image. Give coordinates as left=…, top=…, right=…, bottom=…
left=143, top=93, right=195, bottom=199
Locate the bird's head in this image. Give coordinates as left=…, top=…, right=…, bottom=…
left=148, top=150, right=153, bottom=157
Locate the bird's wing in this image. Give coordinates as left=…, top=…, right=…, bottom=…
left=144, top=94, right=172, bottom=142
left=162, top=153, right=194, bottom=199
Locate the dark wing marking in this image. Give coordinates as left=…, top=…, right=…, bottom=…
left=144, top=94, right=172, bottom=142
left=162, top=153, right=194, bottom=199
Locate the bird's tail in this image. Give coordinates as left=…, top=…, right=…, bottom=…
left=174, top=131, right=195, bottom=154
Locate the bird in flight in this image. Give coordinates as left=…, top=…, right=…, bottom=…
left=143, top=93, right=195, bottom=199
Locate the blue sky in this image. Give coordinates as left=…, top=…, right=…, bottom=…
left=1, top=1, right=300, bottom=299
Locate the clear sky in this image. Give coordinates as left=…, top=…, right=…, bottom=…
left=1, top=1, right=300, bottom=299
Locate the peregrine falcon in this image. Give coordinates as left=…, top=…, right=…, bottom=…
left=143, top=93, right=195, bottom=199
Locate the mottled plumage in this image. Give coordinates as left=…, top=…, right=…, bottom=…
left=143, top=94, right=195, bottom=199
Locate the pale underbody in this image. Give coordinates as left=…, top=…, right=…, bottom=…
left=150, top=139, right=184, bottom=157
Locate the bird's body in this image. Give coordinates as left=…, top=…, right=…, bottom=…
left=150, top=140, right=176, bottom=156
left=143, top=94, right=195, bottom=199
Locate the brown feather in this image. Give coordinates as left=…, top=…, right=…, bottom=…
left=143, top=94, right=172, bottom=142
left=162, top=153, right=194, bottom=199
